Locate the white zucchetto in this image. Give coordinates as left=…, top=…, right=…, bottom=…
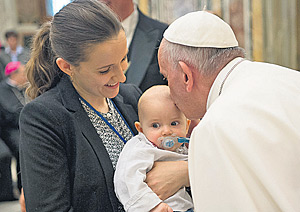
left=164, top=11, right=238, bottom=48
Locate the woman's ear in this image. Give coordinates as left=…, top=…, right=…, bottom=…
left=56, top=58, right=72, bottom=76
left=135, top=121, right=143, bottom=133
left=178, top=61, right=194, bottom=92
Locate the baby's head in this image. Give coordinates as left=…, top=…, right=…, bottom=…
left=135, top=85, right=190, bottom=151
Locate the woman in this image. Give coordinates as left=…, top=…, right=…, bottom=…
left=20, top=1, right=189, bottom=211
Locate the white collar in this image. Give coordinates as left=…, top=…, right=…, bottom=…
left=5, top=45, right=23, bottom=55
left=206, top=57, right=245, bottom=109
left=122, top=4, right=139, bottom=47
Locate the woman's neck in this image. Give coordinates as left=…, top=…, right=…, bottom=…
left=81, top=95, right=109, bottom=113
left=95, top=100, right=109, bottom=113
left=73, top=83, right=109, bottom=113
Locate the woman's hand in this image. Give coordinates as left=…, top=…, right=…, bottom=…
left=145, top=160, right=189, bottom=200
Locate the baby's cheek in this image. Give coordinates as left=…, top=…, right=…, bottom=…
left=147, top=132, right=160, bottom=145
left=175, top=128, right=187, bottom=138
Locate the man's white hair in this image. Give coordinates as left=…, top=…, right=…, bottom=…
left=160, top=39, right=246, bottom=76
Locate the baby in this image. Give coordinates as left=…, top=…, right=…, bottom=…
left=114, top=85, right=193, bottom=212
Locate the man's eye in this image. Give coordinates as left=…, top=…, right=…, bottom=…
left=171, top=121, right=179, bottom=126
left=152, top=123, right=160, bottom=128
left=121, top=55, right=128, bottom=62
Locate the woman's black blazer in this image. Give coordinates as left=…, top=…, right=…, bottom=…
left=19, top=75, right=141, bottom=212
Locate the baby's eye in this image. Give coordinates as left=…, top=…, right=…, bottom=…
left=152, top=123, right=160, bottom=128
left=171, top=121, right=179, bottom=126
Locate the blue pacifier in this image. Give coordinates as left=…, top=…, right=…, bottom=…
left=158, top=135, right=190, bottom=150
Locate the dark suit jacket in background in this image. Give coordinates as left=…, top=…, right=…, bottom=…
left=0, top=131, right=15, bottom=201
left=0, top=80, right=24, bottom=158
left=20, top=75, right=141, bottom=212
left=0, top=80, right=24, bottom=194
left=126, top=8, right=168, bottom=92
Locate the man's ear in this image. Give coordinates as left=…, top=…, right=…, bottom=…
left=178, top=61, right=194, bottom=92
left=135, top=121, right=143, bottom=133
left=56, top=58, right=72, bottom=76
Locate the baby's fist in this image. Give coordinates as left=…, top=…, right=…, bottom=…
left=150, top=202, right=173, bottom=212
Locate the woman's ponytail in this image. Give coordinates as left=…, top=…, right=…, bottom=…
left=26, top=21, right=60, bottom=99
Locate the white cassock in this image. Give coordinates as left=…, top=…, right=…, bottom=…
left=189, top=57, right=300, bottom=212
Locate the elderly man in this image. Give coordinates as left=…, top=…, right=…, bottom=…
left=158, top=11, right=300, bottom=211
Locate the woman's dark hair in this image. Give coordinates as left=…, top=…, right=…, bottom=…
left=26, top=0, right=122, bottom=99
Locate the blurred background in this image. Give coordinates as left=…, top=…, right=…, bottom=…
left=0, top=0, right=299, bottom=70
left=0, top=0, right=299, bottom=211
left=0, top=0, right=299, bottom=69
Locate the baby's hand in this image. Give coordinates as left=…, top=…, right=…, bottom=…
left=150, top=203, right=173, bottom=212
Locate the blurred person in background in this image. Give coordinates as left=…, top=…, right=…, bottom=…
left=0, top=41, right=4, bottom=51
left=0, top=30, right=30, bottom=79
left=0, top=128, right=16, bottom=202
left=0, top=61, right=28, bottom=199
left=99, top=0, right=168, bottom=92
left=0, top=41, right=4, bottom=81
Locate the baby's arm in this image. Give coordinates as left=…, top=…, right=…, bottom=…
left=150, top=202, right=173, bottom=212
left=114, top=138, right=162, bottom=211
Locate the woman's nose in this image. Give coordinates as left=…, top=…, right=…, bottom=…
left=115, top=62, right=127, bottom=83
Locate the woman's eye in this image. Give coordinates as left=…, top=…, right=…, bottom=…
left=152, top=123, right=160, bottom=128
left=99, top=67, right=111, bottom=74
left=171, top=121, right=179, bottom=126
